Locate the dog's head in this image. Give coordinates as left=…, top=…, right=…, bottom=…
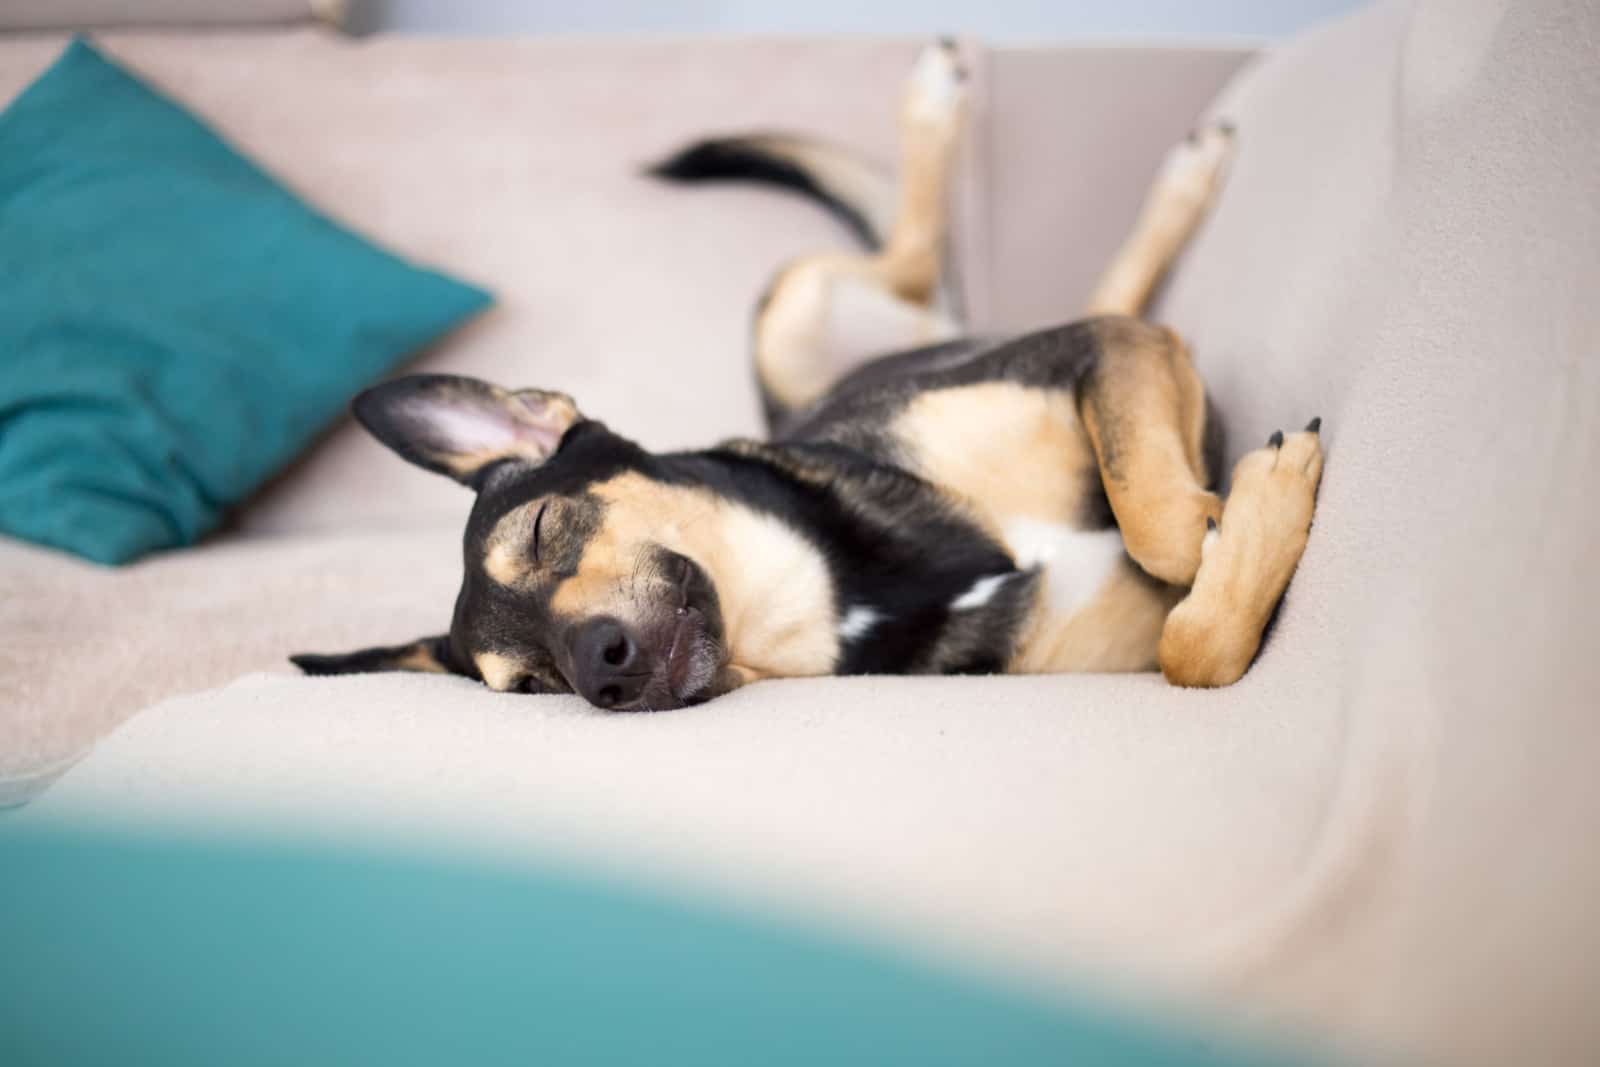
left=291, top=374, right=752, bottom=710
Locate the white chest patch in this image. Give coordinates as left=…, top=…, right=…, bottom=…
left=838, top=605, right=884, bottom=643
left=1003, top=518, right=1126, bottom=620
left=950, top=573, right=1013, bottom=612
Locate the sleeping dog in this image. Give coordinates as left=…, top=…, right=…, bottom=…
left=293, top=41, right=1324, bottom=710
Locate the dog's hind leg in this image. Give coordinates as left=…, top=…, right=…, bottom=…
left=873, top=38, right=968, bottom=304
left=1078, top=319, right=1223, bottom=588
left=1056, top=124, right=1238, bottom=572
left=753, top=40, right=967, bottom=427
left=1080, top=125, right=1324, bottom=686
left=1085, top=121, right=1234, bottom=318
left=1077, top=322, right=1324, bottom=687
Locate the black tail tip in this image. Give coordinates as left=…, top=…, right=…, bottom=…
left=290, top=653, right=335, bottom=675
left=641, top=139, right=733, bottom=182
left=641, top=152, right=688, bottom=181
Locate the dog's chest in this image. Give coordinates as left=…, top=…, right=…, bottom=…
left=886, top=380, right=1171, bottom=672
left=1000, top=515, right=1175, bottom=674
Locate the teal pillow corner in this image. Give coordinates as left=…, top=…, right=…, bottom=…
left=0, top=37, right=493, bottom=565
left=0, top=824, right=1321, bottom=1067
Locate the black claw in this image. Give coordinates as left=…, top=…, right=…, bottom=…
left=1306, top=416, right=1322, bottom=434
left=1268, top=430, right=1284, bottom=448
left=1206, top=517, right=1218, bottom=533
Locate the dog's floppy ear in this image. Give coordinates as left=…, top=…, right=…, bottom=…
left=353, top=374, right=584, bottom=487
left=290, top=635, right=464, bottom=678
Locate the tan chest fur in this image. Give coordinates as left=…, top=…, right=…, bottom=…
left=890, top=382, right=1176, bottom=673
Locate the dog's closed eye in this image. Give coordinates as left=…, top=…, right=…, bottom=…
left=532, top=501, right=548, bottom=563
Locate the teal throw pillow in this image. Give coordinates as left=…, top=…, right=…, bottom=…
left=0, top=38, right=492, bottom=564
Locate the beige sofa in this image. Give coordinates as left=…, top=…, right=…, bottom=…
left=4, top=1, right=1599, bottom=1064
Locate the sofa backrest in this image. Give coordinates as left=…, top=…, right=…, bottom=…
left=0, top=1, right=335, bottom=32
left=972, top=45, right=1251, bottom=328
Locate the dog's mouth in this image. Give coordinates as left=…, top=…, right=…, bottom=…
left=663, top=605, right=719, bottom=703
left=601, top=550, right=724, bottom=711
left=657, top=552, right=724, bottom=705
left=549, top=549, right=727, bottom=712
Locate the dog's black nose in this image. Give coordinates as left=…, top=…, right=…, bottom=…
left=572, top=617, right=648, bottom=708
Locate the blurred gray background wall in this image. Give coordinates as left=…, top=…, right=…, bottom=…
left=361, top=0, right=1367, bottom=39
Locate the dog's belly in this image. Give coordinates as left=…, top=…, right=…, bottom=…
left=1005, top=518, right=1126, bottom=615
left=1003, top=525, right=1177, bottom=674
left=889, top=379, right=1176, bottom=673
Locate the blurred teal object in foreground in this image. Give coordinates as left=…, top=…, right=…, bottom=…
left=0, top=38, right=490, bottom=564
left=0, top=825, right=1317, bottom=1067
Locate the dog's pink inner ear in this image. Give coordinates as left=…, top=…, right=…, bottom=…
left=409, top=388, right=580, bottom=468
left=505, top=391, right=578, bottom=458
left=356, top=374, right=586, bottom=485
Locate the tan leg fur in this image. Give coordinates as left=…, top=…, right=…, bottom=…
left=753, top=40, right=967, bottom=414
left=1159, top=425, right=1323, bottom=686
left=1080, top=120, right=1325, bottom=686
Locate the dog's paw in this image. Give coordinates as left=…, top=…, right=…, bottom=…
left=1159, top=418, right=1323, bottom=687
left=904, top=37, right=968, bottom=127
left=1156, top=119, right=1237, bottom=217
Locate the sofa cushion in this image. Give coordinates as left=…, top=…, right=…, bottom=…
left=0, top=38, right=489, bottom=564
left=16, top=655, right=1352, bottom=998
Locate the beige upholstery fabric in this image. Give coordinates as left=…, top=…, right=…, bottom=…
left=6, top=4, right=1600, bottom=1064
left=1149, top=0, right=1600, bottom=1059
left=980, top=44, right=1248, bottom=327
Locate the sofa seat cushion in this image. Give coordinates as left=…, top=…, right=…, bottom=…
left=18, top=642, right=1354, bottom=1001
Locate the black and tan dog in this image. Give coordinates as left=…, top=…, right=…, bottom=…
left=293, top=42, right=1323, bottom=710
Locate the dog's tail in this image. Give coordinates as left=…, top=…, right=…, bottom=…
left=645, top=134, right=894, bottom=252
